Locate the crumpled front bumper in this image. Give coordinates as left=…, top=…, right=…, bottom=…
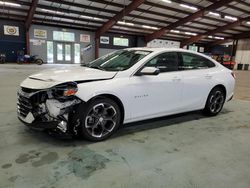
left=17, top=89, right=81, bottom=133
left=18, top=116, right=59, bottom=130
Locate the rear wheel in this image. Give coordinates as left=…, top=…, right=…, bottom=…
left=78, top=98, right=121, bottom=141
left=203, top=87, right=225, bottom=116
left=35, top=59, right=43, bottom=65
left=17, top=59, right=22, bottom=64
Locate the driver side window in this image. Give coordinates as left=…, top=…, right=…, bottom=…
left=144, top=52, right=178, bottom=73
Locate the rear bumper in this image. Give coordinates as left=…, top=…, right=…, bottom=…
left=227, top=94, right=233, bottom=101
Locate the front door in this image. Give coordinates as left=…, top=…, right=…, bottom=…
left=127, top=52, right=183, bottom=121
left=55, top=43, right=73, bottom=63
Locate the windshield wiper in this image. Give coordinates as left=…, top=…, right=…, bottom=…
left=81, top=63, right=106, bottom=71
left=81, top=63, right=89, bottom=67
left=89, top=65, right=106, bottom=71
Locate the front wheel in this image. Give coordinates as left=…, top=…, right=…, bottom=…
left=203, top=87, right=225, bottom=116
left=35, top=59, right=43, bottom=65
left=78, top=98, right=121, bottom=141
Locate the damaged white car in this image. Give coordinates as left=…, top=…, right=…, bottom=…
left=18, top=48, right=235, bottom=141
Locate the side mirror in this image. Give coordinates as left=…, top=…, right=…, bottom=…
left=139, top=67, right=160, bottom=76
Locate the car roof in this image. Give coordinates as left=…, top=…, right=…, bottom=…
left=126, top=47, right=197, bottom=53
left=126, top=47, right=212, bottom=59
left=124, top=47, right=220, bottom=65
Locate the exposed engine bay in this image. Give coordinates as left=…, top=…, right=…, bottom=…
left=17, top=82, right=82, bottom=135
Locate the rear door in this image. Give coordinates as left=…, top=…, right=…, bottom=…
left=177, top=52, right=216, bottom=110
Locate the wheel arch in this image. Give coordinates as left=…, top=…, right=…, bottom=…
left=204, top=84, right=227, bottom=107
left=204, top=84, right=227, bottom=108
left=203, top=84, right=227, bottom=116
left=211, top=84, right=227, bottom=97
left=88, top=94, right=125, bottom=124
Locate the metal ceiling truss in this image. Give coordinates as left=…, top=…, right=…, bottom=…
left=0, top=0, right=250, bottom=46
left=208, top=30, right=250, bottom=46
left=181, top=16, right=250, bottom=47
left=95, top=0, right=145, bottom=58
left=144, top=0, right=235, bottom=42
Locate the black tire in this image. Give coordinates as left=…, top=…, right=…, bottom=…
left=35, top=59, right=43, bottom=65
left=17, top=60, right=22, bottom=64
left=77, top=98, right=121, bottom=141
left=203, top=87, right=226, bottom=116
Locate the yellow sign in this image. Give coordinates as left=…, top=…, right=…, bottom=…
left=34, top=29, right=47, bottom=39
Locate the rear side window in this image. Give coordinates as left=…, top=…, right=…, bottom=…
left=145, top=52, right=178, bottom=73
left=179, top=52, right=215, bottom=70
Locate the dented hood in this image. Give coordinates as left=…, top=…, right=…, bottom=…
left=20, top=67, right=117, bottom=89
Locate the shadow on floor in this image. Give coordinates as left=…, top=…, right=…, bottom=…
left=115, top=110, right=206, bottom=138
left=23, top=108, right=233, bottom=146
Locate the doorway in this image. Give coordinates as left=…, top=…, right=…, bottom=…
left=55, top=43, right=73, bottom=63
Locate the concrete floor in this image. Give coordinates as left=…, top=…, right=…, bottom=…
left=0, top=64, right=250, bottom=188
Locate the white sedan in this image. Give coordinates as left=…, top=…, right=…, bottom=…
left=18, top=48, right=235, bottom=141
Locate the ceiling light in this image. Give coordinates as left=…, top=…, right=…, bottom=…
left=93, top=17, right=103, bottom=21
left=246, top=21, right=250, bottom=25
left=185, top=32, right=197, bottom=36
left=0, top=1, right=21, bottom=7
left=142, top=25, right=158, bottom=30
left=117, top=21, right=134, bottom=26
left=170, top=30, right=180, bottom=33
left=41, top=9, right=64, bottom=15
left=80, top=15, right=103, bottom=21
left=208, top=35, right=213, bottom=38
left=149, top=26, right=158, bottom=30
left=161, top=0, right=172, bottom=3
left=225, top=15, right=237, bottom=21
left=214, top=36, right=224, bottom=40
left=208, top=12, right=220, bottom=17
left=180, top=4, right=198, bottom=11
left=142, top=25, right=150, bottom=29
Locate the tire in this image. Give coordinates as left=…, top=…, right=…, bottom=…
left=203, top=87, right=226, bottom=116
left=17, top=60, right=22, bottom=64
left=77, top=98, right=121, bottom=141
left=35, top=59, right=43, bottom=65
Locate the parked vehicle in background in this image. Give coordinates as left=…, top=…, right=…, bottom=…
left=211, top=54, right=235, bottom=70
left=0, top=53, right=6, bottom=64
left=17, top=50, right=43, bottom=65
left=17, top=48, right=235, bottom=141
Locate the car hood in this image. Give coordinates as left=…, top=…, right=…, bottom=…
left=20, top=67, right=117, bottom=89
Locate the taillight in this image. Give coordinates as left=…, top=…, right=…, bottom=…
left=231, top=72, right=236, bottom=79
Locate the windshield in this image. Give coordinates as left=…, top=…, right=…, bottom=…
left=83, top=50, right=152, bottom=71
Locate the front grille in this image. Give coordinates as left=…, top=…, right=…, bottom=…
left=21, top=87, right=41, bottom=93
left=17, top=94, right=32, bottom=118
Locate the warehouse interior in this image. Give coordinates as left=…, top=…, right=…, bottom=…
left=0, top=0, right=250, bottom=188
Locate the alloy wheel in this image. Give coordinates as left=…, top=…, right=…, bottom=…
left=209, top=91, right=224, bottom=113
left=85, top=103, right=117, bottom=138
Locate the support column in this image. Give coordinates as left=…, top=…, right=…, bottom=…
left=95, top=36, right=100, bottom=59
left=231, top=39, right=238, bottom=62
left=26, top=30, right=30, bottom=55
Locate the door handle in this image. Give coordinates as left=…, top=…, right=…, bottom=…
left=205, top=74, right=212, bottom=79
